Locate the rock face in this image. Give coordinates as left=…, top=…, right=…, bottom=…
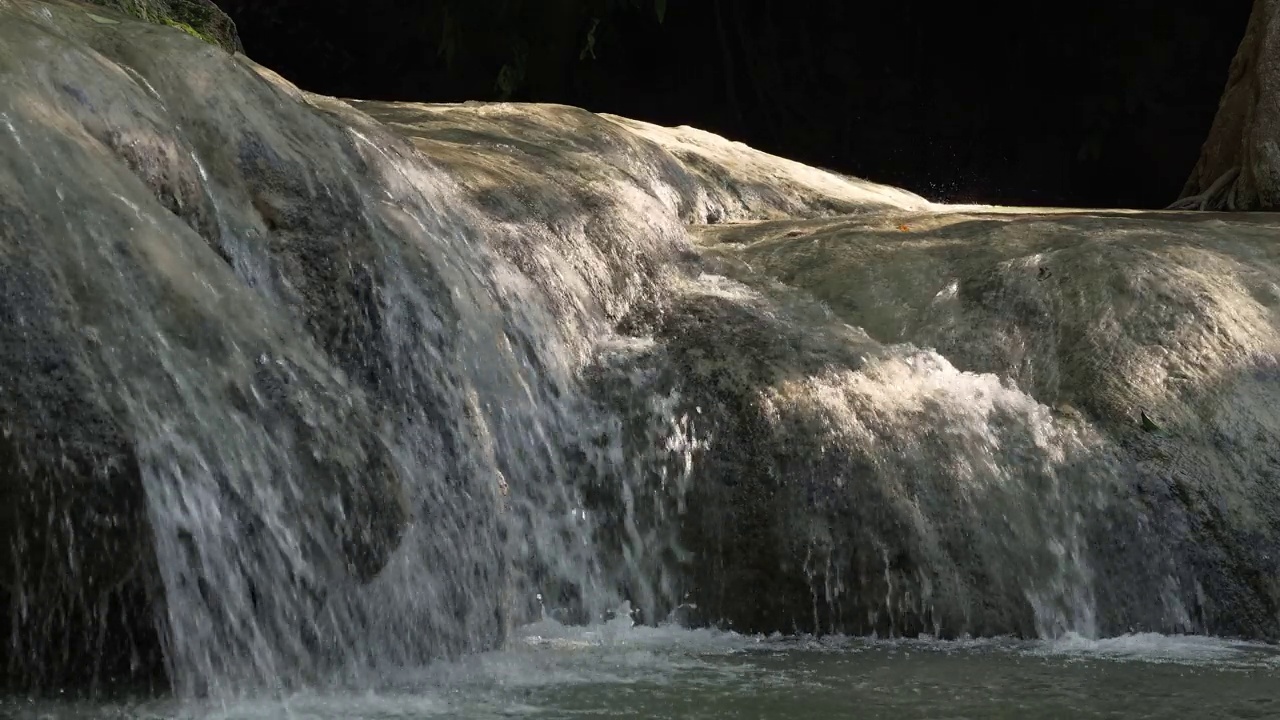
left=1174, top=0, right=1280, bottom=209
left=85, top=0, right=242, bottom=52
left=2, top=0, right=1280, bottom=699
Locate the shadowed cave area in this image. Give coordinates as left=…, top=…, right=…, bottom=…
left=213, top=0, right=1253, bottom=209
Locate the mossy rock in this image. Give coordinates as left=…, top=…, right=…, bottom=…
left=84, top=0, right=242, bottom=52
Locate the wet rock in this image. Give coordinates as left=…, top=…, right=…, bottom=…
left=691, top=210, right=1280, bottom=639
left=84, top=0, right=242, bottom=52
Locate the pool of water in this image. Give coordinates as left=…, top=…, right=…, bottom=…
left=6, top=616, right=1280, bottom=719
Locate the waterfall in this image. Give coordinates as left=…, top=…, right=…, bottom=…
left=4, top=0, right=1280, bottom=699
left=117, top=99, right=699, bottom=695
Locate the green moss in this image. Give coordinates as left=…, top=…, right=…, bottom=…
left=159, top=17, right=215, bottom=45
left=83, top=0, right=242, bottom=53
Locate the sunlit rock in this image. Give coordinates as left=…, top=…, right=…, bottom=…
left=690, top=209, right=1280, bottom=638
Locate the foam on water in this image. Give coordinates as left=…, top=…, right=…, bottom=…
left=1037, top=631, right=1277, bottom=666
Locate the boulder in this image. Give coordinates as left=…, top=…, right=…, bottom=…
left=83, top=0, right=242, bottom=52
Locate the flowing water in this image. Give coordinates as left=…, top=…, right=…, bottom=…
left=6, top=613, right=1280, bottom=719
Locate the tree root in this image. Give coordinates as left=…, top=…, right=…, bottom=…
left=1167, top=166, right=1241, bottom=210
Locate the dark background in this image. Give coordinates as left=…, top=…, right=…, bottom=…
left=211, top=0, right=1254, bottom=208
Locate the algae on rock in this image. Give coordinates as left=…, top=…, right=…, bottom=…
left=83, top=0, right=242, bottom=51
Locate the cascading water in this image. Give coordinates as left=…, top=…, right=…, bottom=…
left=124, top=109, right=696, bottom=695
left=0, top=5, right=680, bottom=692
left=0, top=79, right=1130, bottom=690
left=584, top=271, right=1124, bottom=640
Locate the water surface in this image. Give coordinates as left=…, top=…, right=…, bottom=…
left=8, top=617, right=1278, bottom=719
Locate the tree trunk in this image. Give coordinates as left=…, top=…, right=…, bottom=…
left=1173, top=0, right=1280, bottom=210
